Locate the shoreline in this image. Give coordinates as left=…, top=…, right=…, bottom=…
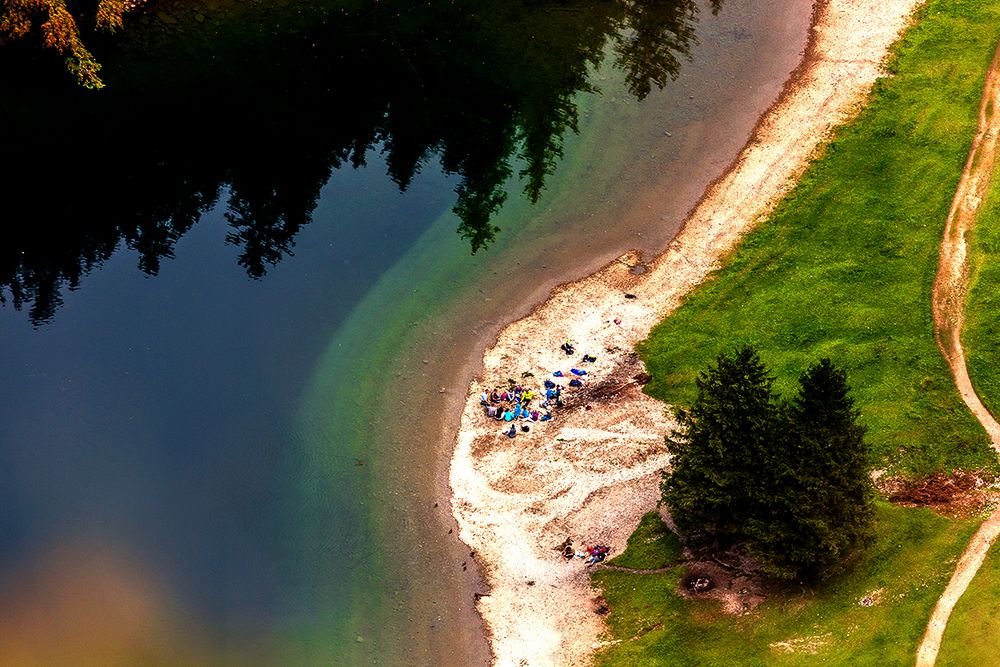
left=449, top=1, right=923, bottom=665
left=297, top=3, right=815, bottom=662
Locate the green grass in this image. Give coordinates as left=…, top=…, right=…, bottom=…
left=592, top=504, right=977, bottom=666
left=964, top=147, right=1000, bottom=429
left=944, top=144, right=1000, bottom=667
left=637, top=0, right=1000, bottom=476
left=936, top=526, right=1000, bottom=666
left=607, top=512, right=683, bottom=570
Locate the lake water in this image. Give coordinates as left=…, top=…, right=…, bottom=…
left=0, top=0, right=809, bottom=663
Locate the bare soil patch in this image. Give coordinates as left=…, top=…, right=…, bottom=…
left=676, top=559, right=768, bottom=615
left=880, top=471, right=1000, bottom=519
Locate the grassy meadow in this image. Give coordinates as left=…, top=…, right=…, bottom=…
left=637, top=0, right=1000, bottom=476
left=593, top=506, right=977, bottom=666
left=597, top=0, right=1000, bottom=664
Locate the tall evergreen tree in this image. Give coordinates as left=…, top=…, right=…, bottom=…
left=660, top=345, right=778, bottom=544
left=748, top=359, right=874, bottom=580
left=661, top=350, right=874, bottom=581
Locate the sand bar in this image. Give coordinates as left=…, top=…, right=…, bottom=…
left=450, top=1, right=922, bottom=664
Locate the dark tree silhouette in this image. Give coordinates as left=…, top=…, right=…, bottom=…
left=661, top=346, right=778, bottom=542
left=746, top=359, right=875, bottom=581
left=0, top=0, right=723, bottom=324
left=661, top=348, right=874, bottom=582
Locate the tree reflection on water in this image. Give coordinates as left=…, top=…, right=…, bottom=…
left=0, top=0, right=722, bottom=324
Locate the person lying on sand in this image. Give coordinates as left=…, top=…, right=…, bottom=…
left=584, top=545, right=611, bottom=565
left=554, top=538, right=575, bottom=560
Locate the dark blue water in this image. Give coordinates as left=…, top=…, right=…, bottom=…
left=0, top=152, right=456, bottom=656
left=0, top=0, right=811, bottom=663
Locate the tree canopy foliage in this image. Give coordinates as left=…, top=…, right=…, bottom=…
left=0, top=0, right=139, bottom=88
left=661, top=346, right=875, bottom=582
left=0, top=0, right=722, bottom=324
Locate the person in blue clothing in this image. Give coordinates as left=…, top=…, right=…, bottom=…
left=542, top=387, right=557, bottom=408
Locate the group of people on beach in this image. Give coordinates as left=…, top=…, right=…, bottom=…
left=481, top=384, right=553, bottom=438
left=479, top=339, right=597, bottom=438
left=555, top=538, right=611, bottom=565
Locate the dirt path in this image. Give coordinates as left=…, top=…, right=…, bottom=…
left=916, top=41, right=1000, bottom=667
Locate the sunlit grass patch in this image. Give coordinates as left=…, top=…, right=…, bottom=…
left=593, top=505, right=977, bottom=666
left=638, top=0, right=1000, bottom=475
left=606, top=512, right=683, bottom=571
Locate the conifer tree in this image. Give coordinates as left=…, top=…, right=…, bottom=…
left=661, top=349, right=874, bottom=581
left=747, top=358, right=874, bottom=580
left=660, top=345, right=778, bottom=543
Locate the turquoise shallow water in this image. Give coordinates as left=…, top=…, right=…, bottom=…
left=0, top=0, right=808, bottom=663
left=297, top=2, right=811, bottom=662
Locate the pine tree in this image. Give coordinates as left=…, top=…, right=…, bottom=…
left=661, top=350, right=875, bottom=581
left=748, top=359, right=874, bottom=580
left=660, top=345, right=778, bottom=544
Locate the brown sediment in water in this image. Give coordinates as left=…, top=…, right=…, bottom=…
left=0, top=540, right=212, bottom=665
left=449, top=0, right=922, bottom=664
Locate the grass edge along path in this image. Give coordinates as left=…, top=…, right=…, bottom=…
left=637, top=0, right=1000, bottom=476
left=915, top=35, right=1000, bottom=667
left=934, top=518, right=1000, bottom=666
left=943, top=60, right=1000, bottom=667
left=965, top=128, right=1000, bottom=436
left=591, top=505, right=977, bottom=666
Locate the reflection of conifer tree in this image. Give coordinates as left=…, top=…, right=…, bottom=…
left=0, top=0, right=721, bottom=323
left=223, top=179, right=319, bottom=281
left=127, top=214, right=197, bottom=276
left=223, top=146, right=330, bottom=278
left=613, top=0, right=716, bottom=101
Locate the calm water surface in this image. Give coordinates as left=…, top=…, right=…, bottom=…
left=0, top=0, right=809, bottom=663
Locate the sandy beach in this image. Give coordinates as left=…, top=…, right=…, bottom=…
left=449, top=1, right=923, bottom=664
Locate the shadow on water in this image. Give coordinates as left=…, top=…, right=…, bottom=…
left=0, top=0, right=717, bottom=325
